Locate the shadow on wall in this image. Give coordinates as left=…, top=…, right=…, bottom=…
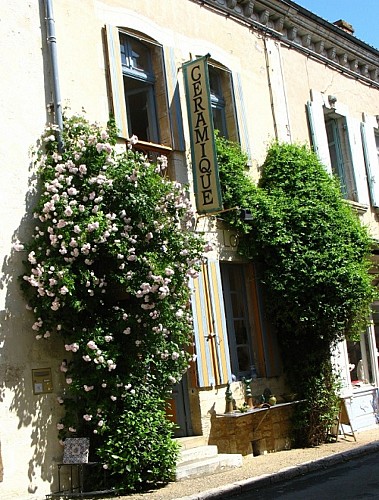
left=0, top=140, right=65, bottom=494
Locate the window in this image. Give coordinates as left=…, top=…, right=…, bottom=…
left=221, top=263, right=258, bottom=379
left=307, top=91, right=370, bottom=206
left=191, top=260, right=281, bottom=387
left=120, top=34, right=159, bottom=143
left=325, top=113, right=357, bottom=201
left=208, top=67, right=227, bottom=137
left=347, top=332, right=374, bottom=387
left=208, top=62, right=239, bottom=141
left=105, top=25, right=172, bottom=152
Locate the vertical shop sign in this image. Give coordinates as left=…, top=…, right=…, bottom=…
left=183, top=56, right=223, bottom=213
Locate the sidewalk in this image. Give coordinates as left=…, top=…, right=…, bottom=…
left=123, top=426, right=379, bottom=500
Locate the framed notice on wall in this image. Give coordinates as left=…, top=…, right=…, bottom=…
left=32, top=368, right=53, bottom=394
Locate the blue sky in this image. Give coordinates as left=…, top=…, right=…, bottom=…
left=294, top=0, right=379, bottom=49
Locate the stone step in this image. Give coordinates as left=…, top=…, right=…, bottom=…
left=177, top=444, right=218, bottom=465
left=176, top=452, right=243, bottom=481
left=174, top=435, right=208, bottom=451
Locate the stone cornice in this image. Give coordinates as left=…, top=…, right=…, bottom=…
left=192, top=0, right=379, bottom=86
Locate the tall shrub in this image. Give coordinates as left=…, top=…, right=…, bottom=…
left=216, top=137, right=376, bottom=445
left=20, top=114, right=205, bottom=492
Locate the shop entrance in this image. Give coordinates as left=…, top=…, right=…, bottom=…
left=168, top=374, right=193, bottom=437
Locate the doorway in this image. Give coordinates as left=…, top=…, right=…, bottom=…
left=169, top=373, right=193, bottom=437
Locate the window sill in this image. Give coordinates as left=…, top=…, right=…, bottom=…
left=345, top=200, right=369, bottom=215
left=351, top=382, right=376, bottom=391
left=134, top=140, right=172, bottom=156
left=215, top=400, right=304, bottom=418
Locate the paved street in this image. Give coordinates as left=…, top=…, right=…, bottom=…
left=232, top=452, right=379, bottom=499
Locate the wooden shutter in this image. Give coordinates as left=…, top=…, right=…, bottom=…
left=361, top=115, right=379, bottom=208
left=306, top=92, right=332, bottom=173
left=331, top=340, right=353, bottom=397
left=105, top=25, right=128, bottom=139
left=264, top=38, right=291, bottom=143
left=345, top=115, right=370, bottom=206
left=191, top=260, right=232, bottom=387
left=164, top=46, right=185, bottom=151
left=233, top=72, right=251, bottom=159
left=251, top=271, right=282, bottom=378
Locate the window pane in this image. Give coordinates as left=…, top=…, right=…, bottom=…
left=126, top=88, right=150, bottom=141
left=326, top=120, right=339, bottom=176
left=375, top=133, right=379, bottom=165
left=234, top=320, right=247, bottom=344
left=212, top=107, right=226, bottom=135
left=347, top=333, right=373, bottom=386
left=221, top=263, right=255, bottom=378
left=231, top=292, right=244, bottom=318
left=208, top=66, right=227, bottom=137
left=120, top=34, right=160, bottom=144
left=129, top=38, right=151, bottom=72
left=209, top=67, right=222, bottom=95
left=237, top=345, right=251, bottom=372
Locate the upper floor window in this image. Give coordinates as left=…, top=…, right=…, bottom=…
left=307, top=91, right=370, bottom=207
left=208, top=66, right=227, bottom=137
left=325, top=114, right=357, bottom=201
left=119, top=34, right=159, bottom=143
left=105, top=25, right=172, bottom=155
left=207, top=62, right=239, bottom=142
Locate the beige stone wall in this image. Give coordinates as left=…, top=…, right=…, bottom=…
left=189, top=377, right=289, bottom=441
left=208, top=403, right=295, bottom=456
left=1, top=0, right=379, bottom=496
left=0, top=2, right=68, bottom=497
left=280, top=45, right=379, bottom=238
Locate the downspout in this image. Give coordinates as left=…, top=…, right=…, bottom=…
left=44, top=0, right=63, bottom=152
left=263, top=37, right=278, bottom=141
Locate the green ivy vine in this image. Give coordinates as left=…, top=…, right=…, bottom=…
left=216, top=135, right=376, bottom=446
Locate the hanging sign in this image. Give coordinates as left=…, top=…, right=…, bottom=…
left=183, top=56, right=223, bottom=214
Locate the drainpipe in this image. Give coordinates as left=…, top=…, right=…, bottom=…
left=44, top=0, right=63, bottom=152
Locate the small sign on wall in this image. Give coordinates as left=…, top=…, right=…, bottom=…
left=32, top=368, right=53, bottom=394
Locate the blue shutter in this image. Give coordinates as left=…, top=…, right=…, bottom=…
left=164, top=46, right=185, bottom=151
left=345, top=115, right=370, bottom=206
left=191, top=260, right=232, bottom=387
left=264, top=38, right=291, bottom=143
left=361, top=118, right=379, bottom=208
left=233, top=72, right=251, bottom=160
left=105, top=25, right=128, bottom=139
left=306, top=96, right=332, bottom=174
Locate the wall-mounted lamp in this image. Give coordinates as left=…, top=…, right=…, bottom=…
left=328, top=95, right=337, bottom=108
left=240, top=208, right=253, bottom=222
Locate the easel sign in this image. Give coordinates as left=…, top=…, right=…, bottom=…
left=337, top=399, right=356, bottom=441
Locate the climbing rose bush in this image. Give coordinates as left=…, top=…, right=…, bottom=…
left=20, top=114, right=206, bottom=492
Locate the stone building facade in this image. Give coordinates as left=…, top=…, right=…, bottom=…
left=1, top=0, right=379, bottom=497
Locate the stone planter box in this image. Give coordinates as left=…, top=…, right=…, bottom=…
left=208, top=401, right=300, bottom=456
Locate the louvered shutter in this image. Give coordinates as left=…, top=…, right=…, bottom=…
left=344, top=115, right=370, bottom=206
left=361, top=115, right=379, bottom=208
left=105, top=25, right=128, bottom=139
left=233, top=72, right=251, bottom=159
left=264, top=38, right=291, bottom=143
left=306, top=95, right=332, bottom=173
left=191, top=260, right=232, bottom=387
